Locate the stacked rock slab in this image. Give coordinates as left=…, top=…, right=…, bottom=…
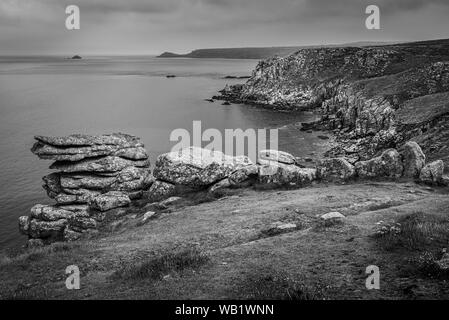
left=19, top=133, right=153, bottom=244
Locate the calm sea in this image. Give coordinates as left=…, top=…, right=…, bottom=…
left=0, top=56, right=322, bottom=249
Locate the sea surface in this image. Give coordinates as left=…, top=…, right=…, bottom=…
left=0, top=56, right=323, bottom=249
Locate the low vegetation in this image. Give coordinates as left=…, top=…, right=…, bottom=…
left=239, top=271, right=328, bottom=300
left=112, top=248, right=210, bottom=281
left=374, top=212, right=449, bottom=252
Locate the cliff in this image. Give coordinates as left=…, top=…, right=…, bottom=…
left=215, top=39, right=449, bottom=168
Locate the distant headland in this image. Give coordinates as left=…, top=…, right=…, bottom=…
left=157, top=41, right=402, bottom=59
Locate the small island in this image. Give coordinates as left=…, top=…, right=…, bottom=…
left=71, top=55, right=82, bottom=60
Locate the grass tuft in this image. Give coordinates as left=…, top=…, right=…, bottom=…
left=113, top=248, right=210, bottom=281
left=374, top=212, right=449, bottom=251
left=240, top=271, right=328, bottom=300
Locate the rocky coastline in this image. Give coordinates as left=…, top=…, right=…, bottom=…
left=213, top=39, right=449, bottom=170
left=19, top=133, right=447, bottom=247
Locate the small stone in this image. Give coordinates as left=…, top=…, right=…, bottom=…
left=142, top=211, right=156, bottom=223
left=321, top=212, right=345, bottom=220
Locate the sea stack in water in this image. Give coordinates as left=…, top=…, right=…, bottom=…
left=19, top=133, right=153, bottom=244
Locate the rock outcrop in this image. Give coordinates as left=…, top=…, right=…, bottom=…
left=19, top=133, right=153, bottom=244
left=148, top=147, right=256, bottom=200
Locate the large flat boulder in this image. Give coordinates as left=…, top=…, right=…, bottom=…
left=50, top=156, right=150, bottom=173
left=32, top=133, right=148, bottom=161
left=153, top=147, right=252, bottom=187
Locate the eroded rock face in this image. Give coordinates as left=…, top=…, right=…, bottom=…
left=21, top=133, right=153, bottom=244
left=153, top=147, right=252, bottom=187
left=355, top=149, right=403, bottom=179
left=316, top=158, right=355, bottom=181
left=401, top=141, right=426, bottom=179
left=419, top=160, right=444, bottom=185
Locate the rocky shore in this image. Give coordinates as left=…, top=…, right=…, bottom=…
left=19, top=133, right=447, bottom=246
left=213, top=39, right=449, bottom=170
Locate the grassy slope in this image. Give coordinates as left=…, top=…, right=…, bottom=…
left=1, top=181, right=448, bottom=300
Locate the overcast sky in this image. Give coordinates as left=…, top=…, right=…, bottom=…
left=1, top=0, right=449, bottom=55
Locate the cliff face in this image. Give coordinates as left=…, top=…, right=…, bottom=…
left=216, top=39, right=449, bottom=168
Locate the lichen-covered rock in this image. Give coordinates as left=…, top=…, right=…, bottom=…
left=32, top=133, right=147, bottom=161
left=30, top=204, right=89, bottom=221
left=89, top=191, right=131, bottom=212
left=153, top=147, right=252, bottom=187
left=419, top=160, right=444, bottom=185
left=50, top=156, right=149, bottom=173
left=316, top=158, right=355, bottom=181
left=401, top=141, right=426, bottom=179
left=144, top=180, right=177, bottom=202
left=258, top=162, right=316, bottom=187
left=228, top=164, right=259, bottom=185
left=18, top=216, right=30, bottom=235
left=23, top=133, right=153, bottom=244
left=258, top=150, right=296, bottom=165
left=355, top=149, right=403, bottom=179
left=209, top=178, right=232, bottom=193
left=63, top=227, right=82, bottom=242
left=29, top=219, right=68, bottom=240
left=67, top=216, right=97, bottom=232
